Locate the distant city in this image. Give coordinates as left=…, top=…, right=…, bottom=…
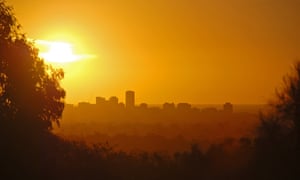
left=66, top=90, right=234, bottom=114
left=61, top=90, right=260, bottom=125
left=59, top=90, right=260, bottom=153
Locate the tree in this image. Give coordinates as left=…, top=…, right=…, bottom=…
left=253, top=61, right=300, bottom=179
left=257, top=61, right=300, bottom=146
left=0, top=1, right=65, bottom=132
left=270, top=61, right=300, bottom=150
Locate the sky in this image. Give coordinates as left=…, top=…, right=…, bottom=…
left=7, top=0, right=300, bottom=104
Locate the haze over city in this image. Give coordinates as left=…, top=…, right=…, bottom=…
left=1, top=0, right=300, bottom=179
left=8, top=0, right=300, bottom=104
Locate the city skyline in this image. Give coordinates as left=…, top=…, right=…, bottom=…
left=1, top=1, right=300, bottom=179
left=67, top=90, right=267, bottom=114
left=70, top=90, right=265, bottom=107
left=8, top=0, right=300, bottom=104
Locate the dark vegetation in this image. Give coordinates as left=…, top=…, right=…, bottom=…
left=0, top=1, right=299, bottom=179
left=56, top=110, right=258, bottom=153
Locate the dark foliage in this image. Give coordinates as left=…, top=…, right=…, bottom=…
left=0, top=1, right=65, bottom=132
left=0, top=1, right=66, bottom=178
left=1, top=1, right=300, bottom=179
left=252, top=61, right=300, bottom=179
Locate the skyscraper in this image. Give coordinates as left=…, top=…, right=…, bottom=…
left=125, top=90, right=135, bottom=108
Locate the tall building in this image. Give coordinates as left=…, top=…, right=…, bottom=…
left=125, top=90, right=135, bottom=108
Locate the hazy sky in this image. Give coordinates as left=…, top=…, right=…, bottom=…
left=8, top=0, right=300, bottom=104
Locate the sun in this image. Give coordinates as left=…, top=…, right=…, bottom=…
left=35, top=40, right=82, bottom=63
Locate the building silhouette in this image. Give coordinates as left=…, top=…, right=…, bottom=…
left=125, top=90, right=135, bottom=108
left=139, top=103, right=148, bottom=109
left=109, top=96, right=119, bottom=105
left=163, top=103, right=175, bottom=110
left=223, top=102, right=233, bottom=113
left=96, top=97, right=106, bottom=105
left=177, top=103, right=192, bottom=111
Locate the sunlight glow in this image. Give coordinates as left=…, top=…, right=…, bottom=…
left=36, top=40, right=81, bottom=63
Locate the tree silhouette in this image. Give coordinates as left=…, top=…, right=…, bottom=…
left=0, top=1, right=65, bottom=131
left=274, top=62, right=300, bottom=150
left=263, top=62, right=300, bottom=151
left=253, top=61, right=300, bottom=179
left=257, top=61, right=300, bottom=146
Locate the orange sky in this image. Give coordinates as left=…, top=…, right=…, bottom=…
left=8, top=0, right=300, bottom=104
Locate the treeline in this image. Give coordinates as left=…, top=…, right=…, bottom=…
left=59, top=108, right=258, bottom=153
left=1, top=1, right=300, bottom=179
left=1, top=129, right=298, bottom=179
left=54, top=118, right=258, bottom=153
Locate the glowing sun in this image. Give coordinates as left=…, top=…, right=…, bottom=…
left=36, top=40, right=82, bottom=63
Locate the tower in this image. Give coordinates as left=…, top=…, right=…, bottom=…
left=125, top=90, right=135, bottom=108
